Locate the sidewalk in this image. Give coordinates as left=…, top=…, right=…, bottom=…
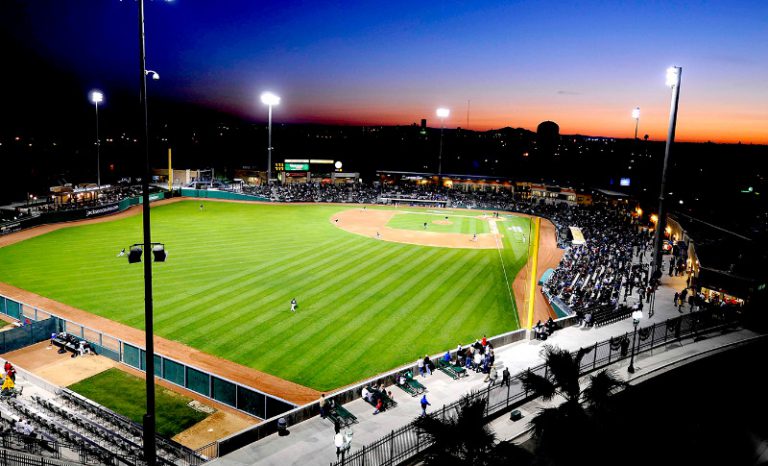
left=210, top=254, right=751, bottom=466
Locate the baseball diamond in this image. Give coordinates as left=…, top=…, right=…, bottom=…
left=0, top=200, right=533, bottom=391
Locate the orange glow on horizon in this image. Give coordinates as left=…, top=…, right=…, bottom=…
left=280, top=103, right=768, bottom=145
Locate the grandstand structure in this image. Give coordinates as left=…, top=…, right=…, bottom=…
left=0, top=183, right=759, bottom=465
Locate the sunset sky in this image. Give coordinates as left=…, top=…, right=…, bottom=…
left=4, top=0, right=768, bottom=143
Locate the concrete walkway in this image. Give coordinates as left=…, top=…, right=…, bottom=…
left=210, top=254, right=756, bottom=466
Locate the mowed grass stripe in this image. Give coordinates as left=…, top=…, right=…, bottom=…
left=317, top=251, right=497, bottom=383
left=0, top=201, right=530, bottom=390
left=294, top=261, right=486, bottom=389
left=154, top=236, right=370, bottom=331
left=243, top=246, right=449, bottom=370
left=230, top=245, right=449, bottom=366
left=173, top=241, right=407, bottom=346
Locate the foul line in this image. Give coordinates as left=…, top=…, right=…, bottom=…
left=492, top=221, right=518, bottom=326
left=526, top=218, right=541, bottom=330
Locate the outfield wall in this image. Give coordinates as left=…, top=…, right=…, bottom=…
left=0, top=192, right=167, bottom=237
left=179, top=189, right=269, bottom=202
left=0, top=292, right=295, bottom=421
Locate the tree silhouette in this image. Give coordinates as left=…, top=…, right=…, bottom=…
left=413, top=395, right=533, bottom=466
left=519, top=345, right=626, bottom=464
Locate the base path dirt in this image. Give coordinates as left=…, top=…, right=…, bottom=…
left=332, top=208, right=501, bottom=249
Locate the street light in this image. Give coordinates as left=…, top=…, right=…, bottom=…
left=631, top=107, right=640, bottom=139
left=652, top=66, right=682, bottom=275
left=260, top=92, right=281, bottom=187
left=628, top=310, right=643, bottom=373
left=90, top=90, right=104, bottom=189
left=436, top=107, right=449, bottom=184
left=145, top=69, right=160, bottom=80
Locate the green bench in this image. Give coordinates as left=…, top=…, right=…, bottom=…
left=328, top=403, right=357, bottom=427
left=395, top=372, right=427, bottom=396
left=437, top=358, right=468, bottom=380
left=365, top=386, right=397, bottom=409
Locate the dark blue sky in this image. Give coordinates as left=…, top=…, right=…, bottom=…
left=4, top=0, right=768, bottom=142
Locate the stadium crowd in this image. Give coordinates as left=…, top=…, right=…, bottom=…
left=540, top=203, right=652, bottom=317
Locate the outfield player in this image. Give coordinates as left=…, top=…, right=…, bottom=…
left=290, top=298, right=297, bottom=312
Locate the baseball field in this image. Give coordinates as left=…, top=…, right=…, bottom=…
left=0, top=201, right=531, bottom=391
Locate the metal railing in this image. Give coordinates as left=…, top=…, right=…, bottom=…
left=331, top=305, right=741, bottom=466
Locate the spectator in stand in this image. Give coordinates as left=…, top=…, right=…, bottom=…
left=417, top=356, right=426, bottom=377
left=423, top=355, right=433, bottom=375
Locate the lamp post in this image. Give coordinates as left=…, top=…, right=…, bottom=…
left=260, top=92, right=280, bottom=187
left=652, top=67, right=682, bottom=275
left=631, top=106, right=640, bottom=140
left=436, top=107, right=449, bottom=185
left=136, top=1, right=166, bottom=464
left=90, top=90, right=104, bottom=189
left=628, top=310, right=643, bottom=373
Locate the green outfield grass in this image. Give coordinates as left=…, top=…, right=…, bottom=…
left=68, top=368, right=208, bottom=437
left=0, top=201, right=530, bottom=391
left=385, top=210, right=490, bottom=234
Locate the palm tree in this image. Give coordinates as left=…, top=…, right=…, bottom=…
left=413, top=395, right=533, bottom=466
left=519, top=345, right=626, bottom=464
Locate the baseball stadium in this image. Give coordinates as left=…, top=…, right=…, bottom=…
left=0, top=198, right=547, bottom=390
left=3, top=2, right=765, bottom=465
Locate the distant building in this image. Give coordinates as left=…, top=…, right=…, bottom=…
left=537, top=121, right=560, bottom=140
left=536, top=121, right=560, bottom=156
left=531, top=184, right=576, bottom=205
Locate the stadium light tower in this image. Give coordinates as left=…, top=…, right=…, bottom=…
left=90, top=90, right=104, bottom=189
left=436, top=107, right=450, bottom=184
left=261, top=92, right=281, bottom=186
left=135, top=0, right=171, bottom=464
left=652, top=66, right=682, bottom=275
left=632, top=106, right=640, bottom=139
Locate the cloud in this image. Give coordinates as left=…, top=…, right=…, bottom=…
left=557, top=90, right=581, bottom=95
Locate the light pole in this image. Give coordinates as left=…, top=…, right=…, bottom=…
left=260, top=92, right=280, bottom=187
left=652, top=67, right=682, bottom=275
left=436, top=107, right=449, bottom=185
left=628, top=310, right=643, bottom=373
left=136, top=1, right=167, bottom=464
left=631, top=106, right=640, bottom=140
left=90, top=90, right=104, bottom=189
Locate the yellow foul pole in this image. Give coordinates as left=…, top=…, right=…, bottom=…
left=526, top=217, right=541, bottom=330
left=168, top=148, right=172, bottom=191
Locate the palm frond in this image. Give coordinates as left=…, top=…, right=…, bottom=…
left=519, top=369, right=557, bottom=401
left=582, top=369, right=627, bottom=407
left=541, top=345, right=581, bottom=400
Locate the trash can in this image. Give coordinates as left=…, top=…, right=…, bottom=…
left=277, top=417, right=289, bottom=436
